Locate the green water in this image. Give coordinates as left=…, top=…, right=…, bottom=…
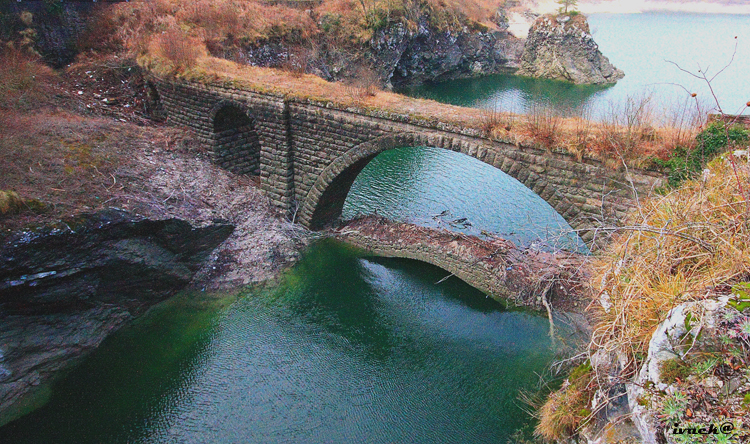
left=400, top=13, right=750, bottom=118
left=0, top=240, right=568, bottom=443
left=341, top=146, right=586, bottom=251
left=9, top=12, right=738, bottom=442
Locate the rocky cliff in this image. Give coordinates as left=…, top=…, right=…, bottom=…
left=226, top=18, right=524, bottom=89
left=517, top=14, right=624, bottom=85
left=0, top=210, right=233, bottom=426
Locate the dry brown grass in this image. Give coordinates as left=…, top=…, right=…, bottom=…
left=523, top=103, right=563, bottom=150
left=589, top=155, right=750, bottom=373
left=535, top=153, right=750, bottom=441
left=0, top=47, right=57, bottom=110
left=0, top=110, right=128, bottom=211
left=109, top=0, right=498, bottom=60
left=140, top=47, right=709, bottom=169
left=534, top=360, right=596, bottom=441
left=148, top=29, right=208, bottom=73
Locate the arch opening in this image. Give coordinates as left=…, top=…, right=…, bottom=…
left=304, top=139, right=586, bottom=252
left=309, top=154, right=380, bottom=230
left=211, top=104, right=261, bottom=176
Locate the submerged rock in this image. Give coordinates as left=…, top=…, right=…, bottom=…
left=0, top=209, right=233, bottom=426
left=518, top=14, right=624, bottom=85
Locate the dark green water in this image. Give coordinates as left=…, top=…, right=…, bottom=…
left=0, top=240, right=567, bottom=443
left=400, top=13, right=750, bottom=119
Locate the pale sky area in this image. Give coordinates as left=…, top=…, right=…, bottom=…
left=507, top=0, right=750, bottom=37
left=530, top=0, right=750, bottom=14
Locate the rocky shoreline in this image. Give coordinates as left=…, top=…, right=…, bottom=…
left=0, top=114, right=312, bottom=426
left=0, top=210, right=233, bottom=426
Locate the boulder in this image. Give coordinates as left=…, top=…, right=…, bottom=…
left=518, top=14, right=624, bottom=85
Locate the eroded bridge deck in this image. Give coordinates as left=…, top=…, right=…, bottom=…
left=335, top=216, right=587, bottom=311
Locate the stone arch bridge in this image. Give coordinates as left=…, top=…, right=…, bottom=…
left=153, top=79, right=664, bottom=246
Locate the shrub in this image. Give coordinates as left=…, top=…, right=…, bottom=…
left=525, top=103, right=562, bottom=150
left=0, top=47, right=56, bottom=110
left=76, top=4, right=124, bottom=55
left=148, top=29, right=207, bottom=74
left=657, top=121, right=749, bottom=188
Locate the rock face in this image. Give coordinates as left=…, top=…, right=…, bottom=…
left=517, top=14, right=624, bottom=85
left=583, top=295, right=750, bottom=444
left=2, top=2, right=93, bottom=67
left=0, top=209, right=233, bottom=426
left=227, top=17, right=524, bottom=89
left=371, top=19, right=523, bottom=88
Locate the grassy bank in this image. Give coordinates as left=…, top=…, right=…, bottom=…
left=536, top=124, right=750, bottom=441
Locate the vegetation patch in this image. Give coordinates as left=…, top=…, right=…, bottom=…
left=536, top=129, right=750, bottom=441
left=535, top=360, right=595, bottom=441
left=656, top=121, right=749, bottom=188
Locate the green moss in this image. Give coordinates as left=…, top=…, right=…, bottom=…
left=656, top=121, right=749, bottom=188
left=0, top=190, right=23, bottom=215
left=0, top=190, right=48, bottom=216
left=659, top=358, right=689, bottom=384
left=569, top=360, right=593, bottom=386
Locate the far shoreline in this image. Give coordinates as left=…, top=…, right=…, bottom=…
left=527, top=1, right=750, bottom=15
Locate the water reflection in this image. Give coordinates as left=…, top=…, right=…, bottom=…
left=0, top=240, right=563, bottom=444
left=399, top=73, right=610, bottom=115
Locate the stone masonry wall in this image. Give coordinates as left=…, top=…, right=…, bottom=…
left=154, top=80, right=294, bottom=211
left=153, top=78, right=665, bottom=245
left=341, top=230, right=522, bottom=305
left=214, top=125, right=261, bottom=176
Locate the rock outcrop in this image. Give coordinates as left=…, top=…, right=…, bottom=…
left=517, top=14, right=624, bottom=85
left=226, top=16, right=524, bottom=89
left=374, top=18, right=523, bottom=88
left=581, top=295, right=750, bottom=444
left=0, top=209, right=233, bottom=426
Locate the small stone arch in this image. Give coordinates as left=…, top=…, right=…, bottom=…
left=209, top=101, right=261, bottom=176
left=297, top=133, right=586, bottom=233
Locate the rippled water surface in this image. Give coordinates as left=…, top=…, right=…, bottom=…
left=342, top=146, right=586, bottom=251
left=0, top=240, right=568, bottom=443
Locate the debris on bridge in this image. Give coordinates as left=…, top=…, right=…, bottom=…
left=335, top=215, right=589, bottom=313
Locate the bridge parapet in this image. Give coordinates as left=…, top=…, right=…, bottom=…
left=152, top=78, right=665, bottom=246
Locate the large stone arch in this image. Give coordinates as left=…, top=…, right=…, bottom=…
left=209, top=101, right=261, bottom=176
left=297, top=133, right=587, bottom=233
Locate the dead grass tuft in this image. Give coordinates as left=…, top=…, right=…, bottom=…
left=523, top=103, right=563, bottom=150
left=148, top=28, right=208, bottom=74
left=590, top=155, right=750, bottom=375
left=0, top=47, right=57, bottom=110
left=535, top=361, right=596, bottom=441
left=344, top=65, right=381, bottom=101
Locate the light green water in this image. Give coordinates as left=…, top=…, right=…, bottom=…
left=341, top=146, right=586, bottom=251
left=0, top=240, right=571, bottom=443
